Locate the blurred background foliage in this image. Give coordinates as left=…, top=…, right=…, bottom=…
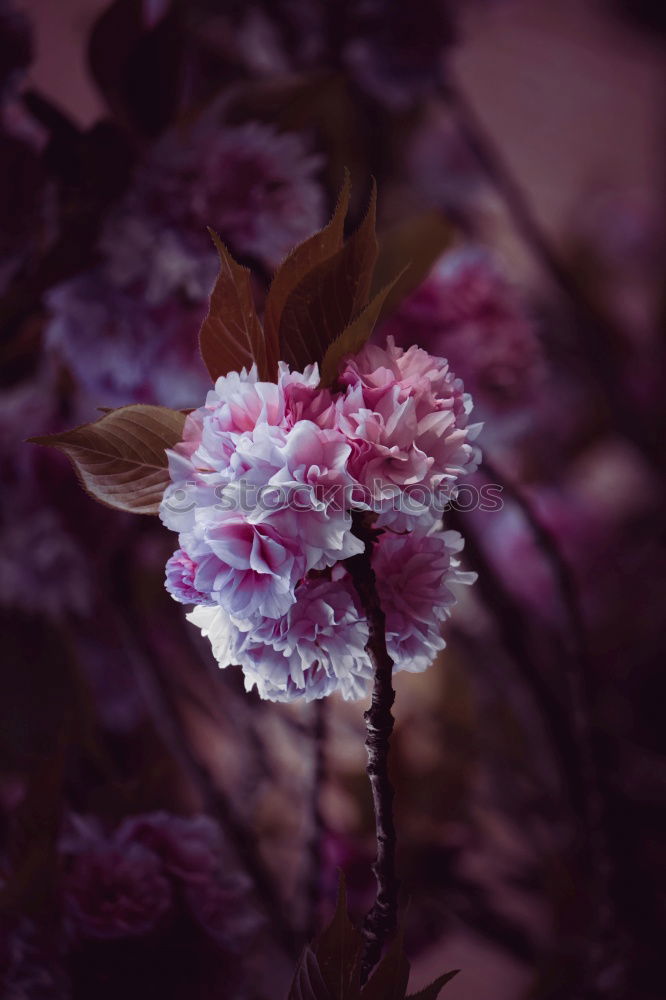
left=0, top=0, right=664, bottom=997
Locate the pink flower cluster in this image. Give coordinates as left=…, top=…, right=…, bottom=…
left=61, top=812, right=254, bottom=948
left=44, top=114, right=324, bottom=410
left=161, top=338, right=480, bottom=701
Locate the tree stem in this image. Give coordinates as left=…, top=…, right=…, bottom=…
left=345, top=516, right=399, bottom=983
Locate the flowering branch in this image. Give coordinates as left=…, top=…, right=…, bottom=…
left=30, top=179, right=478, bottom=980
left=345, top=514, right=400, bottom=982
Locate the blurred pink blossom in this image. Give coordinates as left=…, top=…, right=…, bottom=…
left=379, top=249, right=542, bottom=409
left=62, top=819, right=172, bottom=941
left=117, top=812, right=258, bottom=949
left=135, top=115, right=325, bottom=269
left=0, top=503, right=91, bottom=620
left=116, top=812, right=223, bottom=884
left=45, top=273, right=210, bottom=410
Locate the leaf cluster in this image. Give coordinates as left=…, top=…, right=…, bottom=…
left=288, top=876, right=458, bottom=1000
left=29, top=178, right=451, bottom=513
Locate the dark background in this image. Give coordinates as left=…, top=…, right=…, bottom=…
left=1, top=1, right=665, bottom=997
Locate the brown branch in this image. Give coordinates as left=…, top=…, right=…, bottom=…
left=344, top=515, right=399, bottom=983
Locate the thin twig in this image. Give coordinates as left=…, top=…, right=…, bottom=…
left=305, top=697, right=328, bottom=939
left=345, top=516, right=399, bottom=983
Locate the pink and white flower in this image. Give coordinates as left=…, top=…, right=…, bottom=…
left=180, top=511, right=305, bottom=619
left=162, top=341, right=479, bottom=699
left=165, top=548, right=213, bottom=606
left=248, top=420, right=363, bottom=570
left=188, top=573, right=371, bottom=702
left=336, top=337, right=481, bottom=522
left=374, top=526, right=476, bottom=673
left=161, top=366, right=364, bottom=617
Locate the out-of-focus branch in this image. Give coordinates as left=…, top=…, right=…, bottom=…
left=479, top=459, right=622, bottom=990
left=446, top=78, right=659, bottom=468
left=108, top=548, right=301, bottom=960
left=305, top=698, right=327, bottom=940
left=448, top=510, right=584, bottom=811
